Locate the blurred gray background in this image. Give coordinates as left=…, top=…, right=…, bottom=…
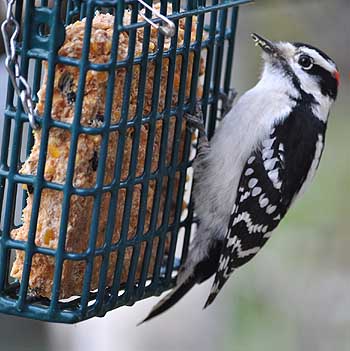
left=0, top=0, right=349, bottom=350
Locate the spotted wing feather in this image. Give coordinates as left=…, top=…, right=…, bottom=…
left=205, top=108, right=326, bottom=306
left=206, top=130, right=304, bottom=306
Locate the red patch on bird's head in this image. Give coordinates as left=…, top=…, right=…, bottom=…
left=334, top=70, right=340, bottom=87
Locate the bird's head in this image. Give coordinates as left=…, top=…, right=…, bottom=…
left=251, top=33, right=339, bottom=101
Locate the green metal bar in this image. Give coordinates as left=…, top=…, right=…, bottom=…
left=19, top=0, right=63, bottom=312
left=207, top=7, right=228, bottom=137
left=123, top=0, right=167, bottom=304
left=4, top=98, right=222, bottom=135
left=92, top=4, right=122, bottom=317
left=25, top=32, right=236, bottom=69
left=201, top=0, right=218, bottom=139
left=224, top=6, right=239, bottom=93
left=80, top=1, right=87, bottom=20
left=118, top=6, right=148, bottom=304
left=12, top=0, right=46, bottom=310
left=4, top=210, right=192, bottom=264
left=79, top=68, right=114, bottom=318
left=127, top=0, right=155, bottom=301
left=107, top=0, right=139, bottom=309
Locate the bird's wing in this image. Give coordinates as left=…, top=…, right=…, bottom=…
left=204, top=127, right=298, bottom=308
left=204, top=110, right=327, bottom=307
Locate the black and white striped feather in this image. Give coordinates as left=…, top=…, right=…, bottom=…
left=205, top=112, right=326, bottom=306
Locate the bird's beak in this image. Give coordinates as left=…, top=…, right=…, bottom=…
left=251, top=33, right=281, bottom=57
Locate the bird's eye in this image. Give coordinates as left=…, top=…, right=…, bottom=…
left=298, top=55, right=313, bottom=70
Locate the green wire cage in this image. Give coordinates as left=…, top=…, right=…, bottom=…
left=0, top=0, right=250, bottom=323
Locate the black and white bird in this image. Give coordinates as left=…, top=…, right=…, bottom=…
left=142, top=33, right=339, bottom=322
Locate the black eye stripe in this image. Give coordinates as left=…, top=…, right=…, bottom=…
left=306, top=64, right=338, bottom=99
left=307, top=64, right=332, bottom=79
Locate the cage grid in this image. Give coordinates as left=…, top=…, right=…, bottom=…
left=0, top=0, right=250, bottom=323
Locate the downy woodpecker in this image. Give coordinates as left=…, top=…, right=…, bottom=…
left=142, top=33, right=339, bottom=322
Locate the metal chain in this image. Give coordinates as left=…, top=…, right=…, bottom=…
left=1, top=0, right=39, bottom=129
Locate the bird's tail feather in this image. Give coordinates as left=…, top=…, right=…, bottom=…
left=139, top=275, right=197, bottom=324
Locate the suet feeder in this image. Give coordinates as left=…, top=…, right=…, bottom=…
left=0, top=0, right=250, bottom=323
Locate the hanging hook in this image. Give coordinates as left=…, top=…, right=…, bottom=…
left=137, top=0, right=176, bottom=38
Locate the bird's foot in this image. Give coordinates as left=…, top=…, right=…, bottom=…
left=184, top=103, right=206, bottom=135
left=218, top=88, right=238, bottom=120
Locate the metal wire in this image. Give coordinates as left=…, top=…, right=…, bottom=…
left=137, top=0, right=176, bottom=37
left=1, top=0, right=38, bottom=130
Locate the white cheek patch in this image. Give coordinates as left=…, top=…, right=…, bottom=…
left=291, top=64, right=320, bottom=94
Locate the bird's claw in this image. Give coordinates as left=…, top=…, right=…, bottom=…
left=184, top=103, right=206, bottom=135
left=218, top=88, right=238, bottom=120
